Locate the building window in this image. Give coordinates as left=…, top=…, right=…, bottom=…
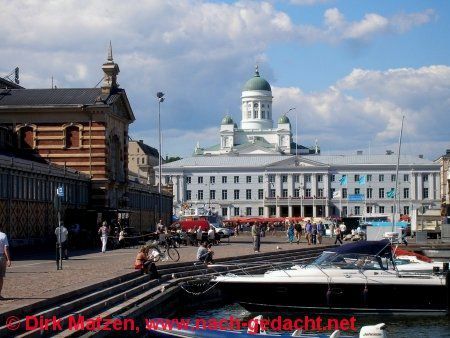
left=65, top=125, right=80, bottom=148
left=136, top=158, right=139, bottom=164
left=391, top=174, right=396, bottom=182
left=222, top=208, right=227, bottom=216
left=403, top=188, right=409, bottom=199
left=234, top=176, right=239, bottom=184
left=379, top=206, right=385, bottom=213
left=246, top=189, right=252, bottom=200
left=379, top=188, right=385, bottom=199
left=342, top=188, right=347, bottom=198
left=294, top=175, right=299, bottom=183
left=282, top=189, right=288, bottom=198
left=186, top=190, right=191, bottom=200
left=198, top=176, right=203, bottom=184
left=330, top=188, right=335, bottom=199
left=294, top=189, right=300, bottom=198
left=305, top=189, right=311, bottom=197
left=367, top=188, right=373, bottom=199
left=258, top=207, right=264, bottom=216
left=210, top=190, right=215, bottom=200
left=355, top=188, right=360, bottom=195
left=317, top=175, right=323, bottom=182
left=197, top=190, right=203, bottom=200
left=367, top=206, right=373, bottom=214
left=186, top=177, right=191, bottom=184
left=233, top=207, right=239, bottom=216
left=269, top=189, right=275, bottom=198
left=258, top=175, right=263, bottom=183
left=269, top=206, right=276, bottom=216
left=403, top=206, right=410, bottom=215
left=210, top=176, right=215, bottom=184
left=19, top=126, right=34, bottom=149
left=355, top=206, right=360, bottom=215
left=268, top=175, right=275, bottom=183
left=331, top=174, right=335, bottom=182
left=423, top=174, right=429, bottom=182
left=258, top=189, right=263, bottom=199
left=403, top=174, right=409, bottom=182
left=222, top=190, right=227, bottom=200
left=234, top=189, right=240, bottom=200
left=282, top=175, right=287, bottom=183
left=246, top=207, right=252, bottom=216
left=318, top=188, right=323, bottom=197
left=379, top=174, right=384, bottom=182
left=342, top=206, right=347, bottom=216
left=305, top=175, right=311, bottom=183
left=367, top=174, right=372, bottom=182
left=222, top=176, right=227, bottom=184
left=354, top=174, right=360, bottom=182
left=423, top=188, right=429, bottom=198
left=247, top=111, right=251, bottom=119
left=261, top=111, right=265, bottom=119
left=246, top=176, right=252, bottom=183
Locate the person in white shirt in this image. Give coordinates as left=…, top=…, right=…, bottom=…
left=207, top=227, right=215, bottom=245
left=55, top=222, right=69, bottom=259
left=98, top=221, right=110, bottom=253
left=0, top=229, right=11, bottom=299
left=156, top=220, right=165, bottom=234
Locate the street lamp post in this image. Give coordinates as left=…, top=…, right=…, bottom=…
left=156, top=91, right=165, bottom=221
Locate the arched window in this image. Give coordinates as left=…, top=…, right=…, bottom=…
left=65, top=126, right=80, bottom=148
left=19, top=126, right=34, bottom=149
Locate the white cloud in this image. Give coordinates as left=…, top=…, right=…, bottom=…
left=272, top=65, right=450, bottom=158
left=290, top=0, right=333, bottom=5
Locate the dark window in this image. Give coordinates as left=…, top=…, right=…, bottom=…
left=65, top=126, right=80, bottom=148
left=19, top=126, right=33, bottom=149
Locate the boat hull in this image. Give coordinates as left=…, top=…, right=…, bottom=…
left=217, top=279, right=448, bottom=314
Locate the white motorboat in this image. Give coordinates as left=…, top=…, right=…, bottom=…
left=212, top=240, right=449, bottom=314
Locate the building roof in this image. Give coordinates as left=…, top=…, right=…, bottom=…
left=162, top=153, right=438, bottom=169
left=221, top=115, right=234, bottom=125
left=243, top=66, right=271, bottom=92
left=135, top=141, right=159, bottom=157
left=278, top=115, right=290, bottom=124
left=0, top=88, right=123, bottom=107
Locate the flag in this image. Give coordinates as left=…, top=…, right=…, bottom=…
left=339, top=175, right=347, bottom=186
left=332, top=191, right=341, bottom=199
left=358, top=175, right=366, bottom=185
left=386, top=188, right=395, bottom=198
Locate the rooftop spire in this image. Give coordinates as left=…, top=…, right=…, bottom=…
left=255, top=64, right=260, bottom=77
left=107, top=41, right=113, bottom=62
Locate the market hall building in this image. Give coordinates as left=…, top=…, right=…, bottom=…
left=0, top=46, right=172, bottom=246
left=160, top=68, right=441, bottom=219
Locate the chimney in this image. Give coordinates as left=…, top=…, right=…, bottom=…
left=418, top=154, right=424, bottom=159
left=386, top=150, right=393, bottom=155
left=356, top=150, right=363, bottom=155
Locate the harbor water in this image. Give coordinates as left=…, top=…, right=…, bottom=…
left=175, top=302, right=450, bottom=338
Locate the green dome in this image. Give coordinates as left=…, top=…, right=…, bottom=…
left=243, top=66, right=271, bottom=92
left=221, top=115, right=234, bottom=125
left=278, top=115, right=290, bottom=124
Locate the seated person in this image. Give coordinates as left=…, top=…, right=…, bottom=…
left=197, top=242, right=213, bottom=264
left=134, top=246, right=159, bottom=279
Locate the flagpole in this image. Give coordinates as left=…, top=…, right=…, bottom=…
left=392, top=115, right=405, bottom=232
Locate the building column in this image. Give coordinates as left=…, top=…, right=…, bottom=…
left=300, top=203, right=304, bottom=217
left=288, top=205, right=293, bottom=217
left=227, top=206, right=231, bottom=220
left=275, top=174, right=282, bottom=198
left=311, top=174, right=317, bottom=198
left=411, top=172, right=416, bottom=201
left=179, top=176, right=185, bottom=202
left=417, top=174, right=423, bottom=200
left=264, top=206, right=269, bottom=218
left=431, top=173, right=436, bottom=200
left=287, top=174, right=294, bottom=198
left=313, top=199, right=317, bottom=218
left=324, top=173, right=330, bottom=217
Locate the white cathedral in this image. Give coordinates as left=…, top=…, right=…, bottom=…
left=194, top=66, right=316, bottom=156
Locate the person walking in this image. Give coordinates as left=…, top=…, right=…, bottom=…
left=294, top=222, right=302, bottom=244
left=55, top=222, right=69, bottom=259
left=0, top=227, right=11, bottom=299
left=287, top=223, right=295, bottom=243
left=317, top=221, right=325, bottom=244
left=98, top=221, right=110, bottom=253
left=251, top=223, right=261, bottom=252
left=305, top=220, right=312, bottom=245
left=311, top=223, right=318, bottom=245
left=339, top=223, right=347, bottom=241
left=334, top=226, right=343, bottom=245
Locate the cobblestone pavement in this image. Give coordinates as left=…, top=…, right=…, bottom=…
left=0, top=234, right=334, bottom=314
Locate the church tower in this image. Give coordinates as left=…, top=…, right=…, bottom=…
left=241, top=66, right=273, bottom=130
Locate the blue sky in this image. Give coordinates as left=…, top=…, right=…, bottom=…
left=1, top=0, right=449, bottom=159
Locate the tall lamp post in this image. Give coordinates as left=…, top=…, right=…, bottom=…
left=156, top=91, right=165, bottom=221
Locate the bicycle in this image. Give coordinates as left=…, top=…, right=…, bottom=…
left=151, top=242, right=180, bottom=262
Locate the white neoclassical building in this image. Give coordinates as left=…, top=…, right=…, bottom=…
left=159, top=68, right=441, bottom=219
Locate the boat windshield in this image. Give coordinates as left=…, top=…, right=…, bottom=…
left=311, top=252, right=385, bottom=270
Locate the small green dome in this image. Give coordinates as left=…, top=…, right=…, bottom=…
left=243, top=66, right=271, bottom=92
left=221, top=115, right=234, bottom=125
left=278, top=115, right=290, bottom=124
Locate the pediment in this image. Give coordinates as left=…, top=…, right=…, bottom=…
left=268, top=156, right=328, bottom=168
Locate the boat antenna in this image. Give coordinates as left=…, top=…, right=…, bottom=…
left=392, top=115, right=405, bottom=232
